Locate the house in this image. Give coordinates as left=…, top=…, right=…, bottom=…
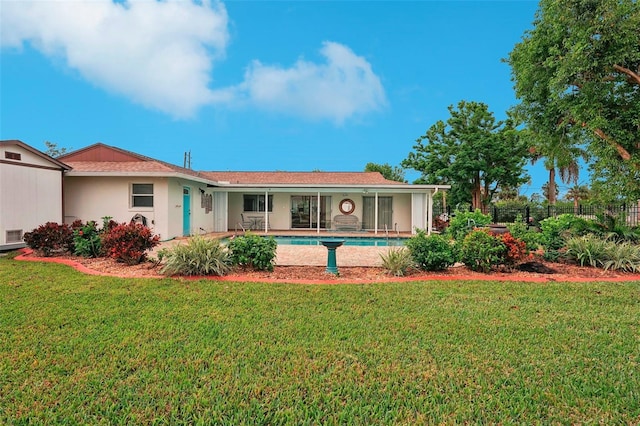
left=1, top=141, right=448, bottom=244
left=0, top=140, right=70, bottom=250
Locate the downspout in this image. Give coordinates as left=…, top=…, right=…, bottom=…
left=61, top=169, right=65, bottom=223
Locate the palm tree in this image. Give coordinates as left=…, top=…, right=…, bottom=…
left=565, top=185, right=590, bottom=214
left=529, top=131, right=589, bottom=206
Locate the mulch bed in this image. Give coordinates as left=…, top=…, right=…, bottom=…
left=14, top=249, right=640, bottom=283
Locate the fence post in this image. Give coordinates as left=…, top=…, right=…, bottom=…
left=492, top=206, right=498, bottom=223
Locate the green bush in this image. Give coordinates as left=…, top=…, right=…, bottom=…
left=507, top=214, right=542, bottom=251
left=228, top=233, right=277, bottom=272
left=23, top=222, right=73, bottom=256
left=405, top=230, right=457, bottom=271
left=446, top=209, right=492, bottom=242
left=161, top=237, right=231, bottom=276
left=587, top=214, right=640, bottom=243
left=73, top=221, right=103, bottom=258
left=539, top=214, right=590, bottom=251
left=460, top=229, right=506, bottom=273
left=380, top=247, right=415, bottom=276
left=102, top=223, right=160, bottom=265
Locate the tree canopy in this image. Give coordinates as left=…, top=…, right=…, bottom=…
left=363, top=162, right=406, bottom=183
left=43, top=141, right=70, bottom=158
left=507, top=0, right=640, bottom=199
left=402, top=101, right=530, bottom=211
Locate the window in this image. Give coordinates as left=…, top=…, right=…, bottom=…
left=4, top=151, right=21, bottom=161
left=132, top=183, right=154, bottom=208
left=6, top=230, right=23, bottom=243
left=243, top=194, right=273, bottom=212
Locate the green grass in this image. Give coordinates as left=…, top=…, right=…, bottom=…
left=1, top=256, right=640, bottom=424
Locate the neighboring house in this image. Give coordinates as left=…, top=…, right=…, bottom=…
left=59, top=143, right=448, bottom=240
left=0, top=140, right=70, bottom=250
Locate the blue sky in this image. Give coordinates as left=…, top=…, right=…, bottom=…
left=1, top=0, right=562, bottom=197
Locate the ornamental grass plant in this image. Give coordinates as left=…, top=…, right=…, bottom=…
left=161, top=236, right=232, bottom=276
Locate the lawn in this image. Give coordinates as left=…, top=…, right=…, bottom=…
left=1, top=255, right=639, bottom=424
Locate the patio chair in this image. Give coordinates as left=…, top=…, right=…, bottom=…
left=240, top=213, right=253, bottom=230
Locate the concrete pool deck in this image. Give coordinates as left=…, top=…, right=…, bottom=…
left=155, top=230, right=410, bottom=267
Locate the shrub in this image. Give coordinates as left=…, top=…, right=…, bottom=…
left=161, top=237, right=231, bottom=276
left=539, top=214, right=590, bottom=251
left=228, top=233, right=277, bottom=271
left=23, top=222, right=73, bottom=256
left=446, top=209, right=492, bottom=242
left=405, top=230, right=457, bottom=271
left=507, top=214, right=542, bottom=251
left=102, top=223, right=160, bottom=265
left=498, top=233, right=527, bottom=267
left=460, top=229, right=506, bottom=273
left=587, top=213, right=640, bottom=243
left=380, top=247, right=414, bottom=276
left=73, top=221, right=103, bottom=258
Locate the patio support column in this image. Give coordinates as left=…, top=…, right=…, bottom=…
left=317, top=192, right=321, bottom=234
left=374, top=192, right=379, bottom=235
left=427, top=190, right=433, bottom=235
left=264, top=190, right=269, bottom=234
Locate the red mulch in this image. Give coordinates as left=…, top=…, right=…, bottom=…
left=14, top=249, right=640, bottom=283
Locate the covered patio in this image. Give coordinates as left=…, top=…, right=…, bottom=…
left=203, top=171, right=449, bottom=236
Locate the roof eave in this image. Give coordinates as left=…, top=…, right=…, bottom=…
left=64, top=170, right=216, bottom=185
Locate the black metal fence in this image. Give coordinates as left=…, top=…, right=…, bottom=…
left=434, top=203, right=639, bottom=227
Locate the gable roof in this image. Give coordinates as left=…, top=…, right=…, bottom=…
left=59, top=143, right=205, bottom=180
left=0, top=139, right=71, bottom=170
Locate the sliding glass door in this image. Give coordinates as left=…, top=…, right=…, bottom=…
left=362, top=196, right=393, bottom=230
left=291, top=195, right=331, bottom=229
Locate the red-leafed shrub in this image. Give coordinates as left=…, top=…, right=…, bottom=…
left=23, top=222, right=73, bottom=256
left=101, top=223, right=160, bottom=265
left=498, top=232, right=527, bottom=267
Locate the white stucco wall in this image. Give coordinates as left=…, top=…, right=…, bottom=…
left=0, top=160, right=64, bottom=248
left=63, top=176, right=216, bottom=241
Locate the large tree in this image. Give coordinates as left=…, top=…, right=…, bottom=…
left=364, top=162, right=406, bottom=182
left=402, top=101, right=530, bottom=212
left=508, top=0, right=640, bottom=200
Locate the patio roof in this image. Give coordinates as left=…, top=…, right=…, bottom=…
left=200, top=171, right=404, bottom=186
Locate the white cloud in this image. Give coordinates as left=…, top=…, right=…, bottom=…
left=2, top=2, right=386, bottom=122
left=235, top=42, right=387, bottom=123
left=1, top=0, right=229, bottom=118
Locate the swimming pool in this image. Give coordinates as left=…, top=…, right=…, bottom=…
left=270, top=236, right=407, bottom=247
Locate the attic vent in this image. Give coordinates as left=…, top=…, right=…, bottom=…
left=5, top=151, right=21, bottom=161
left=6, top=230, right=23, bottom=243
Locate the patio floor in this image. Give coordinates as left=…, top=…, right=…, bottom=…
left=156, top=230, right=412, bottom=267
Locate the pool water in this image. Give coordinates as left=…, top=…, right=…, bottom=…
left=270, top=236, right=407, bottom=247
